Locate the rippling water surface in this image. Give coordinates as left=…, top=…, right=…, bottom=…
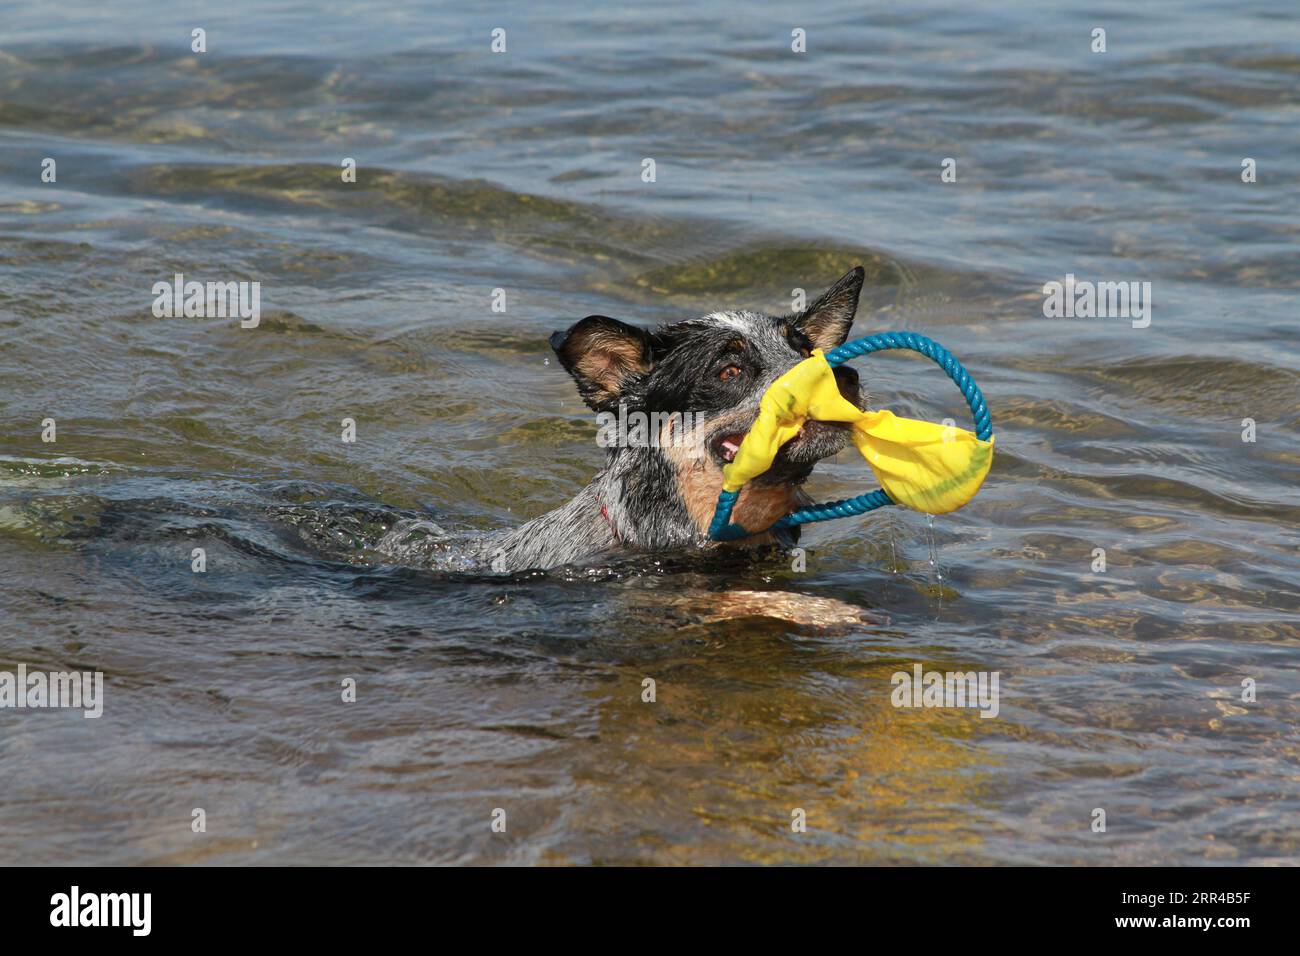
left=1, top=1, right=1297, bottom=864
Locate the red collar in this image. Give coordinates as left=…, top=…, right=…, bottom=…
left=598, top=500, right=621, bottom=541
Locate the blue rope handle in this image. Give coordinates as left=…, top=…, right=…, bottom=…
left=707, top=331, right=992, bottom=541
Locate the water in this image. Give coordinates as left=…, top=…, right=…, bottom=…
left=1, top=0, right=1297, bottom=864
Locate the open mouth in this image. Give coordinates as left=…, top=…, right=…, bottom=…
left=708, top=420, right=851, bottom=473
left=709, top=424, right=821, bottom=464
left=713, top=431, right=748, bottom=463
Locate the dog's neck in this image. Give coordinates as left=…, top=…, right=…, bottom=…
left=484, top=447, right=797, bottom=571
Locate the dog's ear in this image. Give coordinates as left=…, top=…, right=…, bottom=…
left=550, top=315, right=655, bottom=410
left=796, top=266, right=864, bottom=350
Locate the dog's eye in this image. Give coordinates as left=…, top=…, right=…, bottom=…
left=719, top=364, right=742, bottom=381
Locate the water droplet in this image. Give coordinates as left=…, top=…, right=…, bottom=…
left=924, top=514, right=944, bottom=590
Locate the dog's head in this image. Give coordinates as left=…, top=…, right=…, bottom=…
left=551, top=267, right=866, bottom=537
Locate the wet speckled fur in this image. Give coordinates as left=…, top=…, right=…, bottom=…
left=478, top=267, right=868, bottom=571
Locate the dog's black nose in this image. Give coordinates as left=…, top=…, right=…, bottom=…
left=832, top=364, right=861, bottom=404
left=548, top=329, right=568, bottom=351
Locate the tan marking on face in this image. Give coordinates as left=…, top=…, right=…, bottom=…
left=659, top=415, right=798, bottom=540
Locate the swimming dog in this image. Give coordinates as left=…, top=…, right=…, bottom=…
left=478, top=267, right=867, bottom=572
